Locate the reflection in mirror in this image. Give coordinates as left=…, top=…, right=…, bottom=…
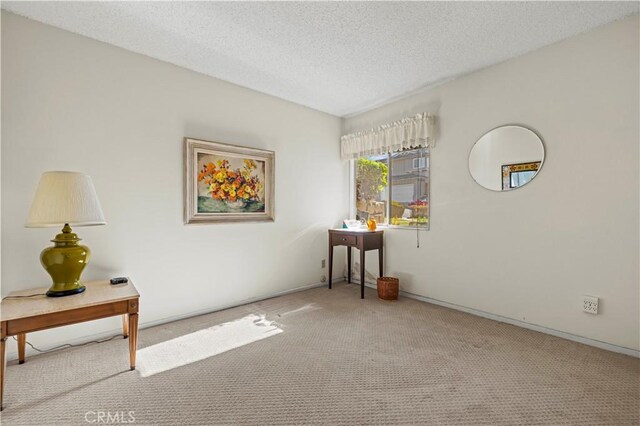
left=502, top=162, right=540, bottom=190
left=468, top=125, right=544, bottom=191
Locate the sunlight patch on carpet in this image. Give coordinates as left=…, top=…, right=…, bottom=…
left=137, top=314, right=282, bottom=377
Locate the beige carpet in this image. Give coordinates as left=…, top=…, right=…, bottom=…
left=1, top=282, right=638, bottom=425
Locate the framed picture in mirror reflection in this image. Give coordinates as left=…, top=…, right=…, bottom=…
left=502, top=161, right=541, bottom=190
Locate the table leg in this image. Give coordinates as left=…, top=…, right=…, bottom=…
left=328, top=243, right=334, bottom=289
left=1, top=335, right=5, bottom=411
left=379, top=246, right=384, bottom=277
left=347, top=247, right=352, bottom=283
left=360, top=248, right=365, bottom=299
left=122, top=314, right=129, bottom=338
left=17, top=334, right=26, bottom=364
left=128, top=313, right=138, bottom=370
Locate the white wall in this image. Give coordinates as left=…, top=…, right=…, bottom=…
left=345, top=15, right=640, bottom=352
left=1, top=12, right=348, bottom=357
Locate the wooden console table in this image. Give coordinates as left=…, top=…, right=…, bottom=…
left=328, top=229, right=384, bottom=299
left=0, top=279, right=140, bottom=410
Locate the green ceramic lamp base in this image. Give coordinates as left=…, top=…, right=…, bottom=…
left=41, top=224, right=91, bottom=298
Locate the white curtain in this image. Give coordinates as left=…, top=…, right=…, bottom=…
left=341, top=112, right=436, bottom=160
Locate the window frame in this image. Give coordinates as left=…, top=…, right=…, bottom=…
left=350, top=148, right=430, bottom=231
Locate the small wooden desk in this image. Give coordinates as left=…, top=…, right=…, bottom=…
left=0, top=279, right=140, bottom=410
left=328, top=229, right=384, bottom=299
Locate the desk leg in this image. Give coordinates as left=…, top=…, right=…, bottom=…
left=128, top=313, right=138, bottom=370
left=122, top=315, right=129, bottom=338
left=17, top=334, right=26, bottom=364
left=360, top=248, right=365, bottom=299
left=328, top=244, right=334, bottom=289
left=1, top=331, right=5, bottom=411
left=347, top=247, right=352, bottom=283
left=379, top=246, right=384, bottom=277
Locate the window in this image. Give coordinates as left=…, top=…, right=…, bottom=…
left=355, top=148, right=429, bottom=229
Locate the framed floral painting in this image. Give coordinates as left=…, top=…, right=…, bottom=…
left=184, top=138, right=275, bottom=224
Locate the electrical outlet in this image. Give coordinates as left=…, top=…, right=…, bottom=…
left=583, top=295, right=599, bottom=315
left=321, top=259, right=326, bottom=268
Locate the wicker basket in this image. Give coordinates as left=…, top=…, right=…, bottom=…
left=377, top=277, right=399, bottom=300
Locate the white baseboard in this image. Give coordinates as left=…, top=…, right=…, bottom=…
left=5, top=277, right=338, bottom=361
left=352, top=278, right=640, bottom=358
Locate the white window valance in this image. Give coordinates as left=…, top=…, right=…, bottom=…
left=341, top=112, right=436, bottom=160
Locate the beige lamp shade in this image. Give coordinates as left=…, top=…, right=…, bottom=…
left=26, top=171, right=106, bottom=227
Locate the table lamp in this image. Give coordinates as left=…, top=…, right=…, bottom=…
left=26, top=171, right=106, bottom=297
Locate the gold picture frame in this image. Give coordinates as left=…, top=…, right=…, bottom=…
left=184, top=137, right=275, bottom=224
left=501, top=161, right=541, bottom=190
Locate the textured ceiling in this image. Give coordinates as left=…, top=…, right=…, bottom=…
left=2, top=2, right=638, bottom=117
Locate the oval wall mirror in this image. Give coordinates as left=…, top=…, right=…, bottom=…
left=468, top=125, right=545, bottom=191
